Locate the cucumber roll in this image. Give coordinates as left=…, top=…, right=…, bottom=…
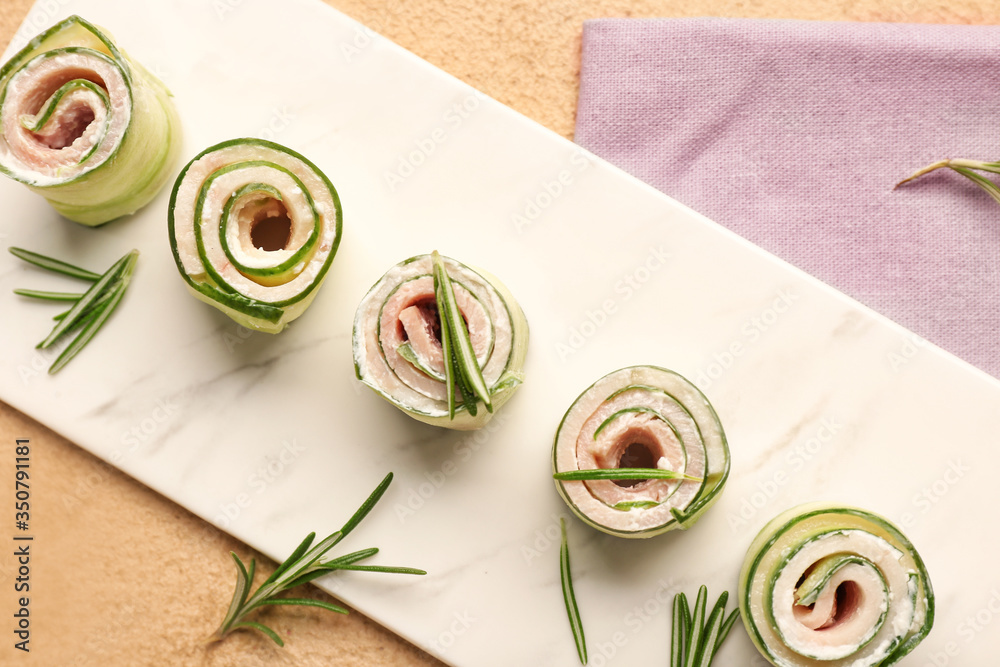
left=0, top=16, right=180, bottom=225
left=739, top=503, right=934, bottom=667
left=353, top=252, right=528, bottom=430
left=168, top=138, right=342, bottom=333
left=553, top=366, right=730, bottom=538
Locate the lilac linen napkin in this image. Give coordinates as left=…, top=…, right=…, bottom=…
left=575, top=18, right=1000, bottom=378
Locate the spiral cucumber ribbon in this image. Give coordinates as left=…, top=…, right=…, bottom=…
left=553, top=366, right=730, bottom=538
left=739, top=503, right=934, bottom=667
left=0, top=16, right=181, bottom=225
left=352, top=253, right=528, bottom=430
left=168, top=138, right=343, bottom=333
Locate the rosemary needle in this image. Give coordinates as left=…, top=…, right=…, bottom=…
left=560, top=518, right=588, bottom=665
left=52, top=285, right=116, bottom=320
left=8, top=246, right=100, bottom=281
left=47, top=278, right=128, bottom=374
left=14, top=289, right=83, bottom=302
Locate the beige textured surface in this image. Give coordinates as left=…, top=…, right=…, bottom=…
left=0, top=0, right=997, bottom=664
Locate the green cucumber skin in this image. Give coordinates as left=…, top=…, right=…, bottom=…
left=768, top=533, right=890, bottom=661
left=181, top=278, right=323, bottom=334
left=167, top=138, right=343, bottom=333
left=43, top=82, right=182, bottom=225
left=0, top=16, right=182, bottom=225
left=359, top=370, right=525, bottom=431
left=552, top=365, right=730, bottom=539
left=218, top=179, right=318, bottom=280
left=374, top=274, right=495, bottom=393
left=353, top=256, right=529, bottom=431
left=738, top=503, right=935, bottom=667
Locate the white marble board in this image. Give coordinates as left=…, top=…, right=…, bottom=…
left=1, top=0, right=998, bottom=664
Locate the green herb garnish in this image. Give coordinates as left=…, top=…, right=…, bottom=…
left=431, top=250, right=492, bottom=419
left=10, top=247, right=138, bottom=374
left=8, top=246, right=100, bottom=281
left=670, top=586, right=739, bottom=667
left=554, top=468, right=703, bottom=483
left=896, top=158, right=1000, bottom=205
left=560, top=518, right=587, bottom=665
left=52, top=287, right=116, bottom=321
left=13, top=289, right=84, bottom=302
left=207, top=472, right=425, bottom=647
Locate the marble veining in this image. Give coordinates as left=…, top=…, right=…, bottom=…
left=2, top=1, right=1000, bottom=666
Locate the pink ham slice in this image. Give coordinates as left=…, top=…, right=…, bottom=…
left=553, top=366, right=729, bottom=537
left=377, top=276, right=492, bottom=402
left=398, top=303, right=445, bottom=377
left=0, top=53, right=128, bottom=183
left=352, top=253, right=525, bottom=430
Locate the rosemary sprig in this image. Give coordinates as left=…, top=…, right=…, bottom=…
left=10, top=247, right=139, bottom=374
left=554, top=468, right=703, bottom=483
left=38, top=251, right=133, bottom=349
left=207, top=472, right=425, bottom=647
left=559, top=518, right=587, bottom=665
left=48, top=274, right=131, bottom=375
left=431, top=251, right=492, bottom=419
left=895, top=158, right=1000, bottom=205
left=8, top=247, right=100, bottom=281
left=670, top=586, right=739, bottom=667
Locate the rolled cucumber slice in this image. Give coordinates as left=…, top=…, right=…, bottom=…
left=739, top=503, right=934, bottom=667
left=552, top=366, right=730, bottom=538
left=0, top=16, right=181, bottom=225
left=352, top=254, right=528, bottom=430
left=168, top=138, right=342, bottom=333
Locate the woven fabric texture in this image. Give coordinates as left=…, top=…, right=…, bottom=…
left=575, top=17, right=1000, bottom=377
